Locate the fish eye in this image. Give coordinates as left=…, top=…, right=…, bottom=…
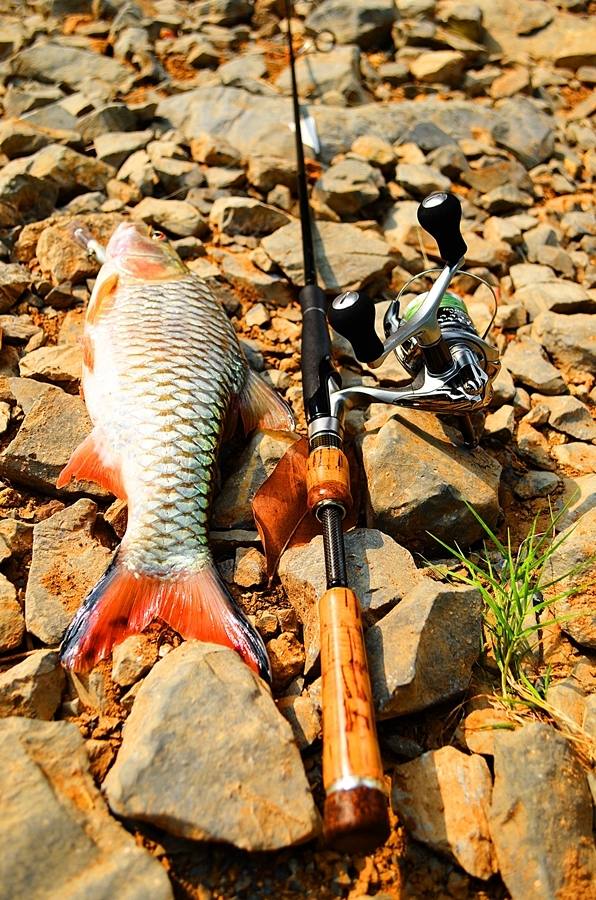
left=151, top=230, right=166, bottom=241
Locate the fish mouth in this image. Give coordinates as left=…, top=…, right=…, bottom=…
left=106, top=222, right=185, bottom=281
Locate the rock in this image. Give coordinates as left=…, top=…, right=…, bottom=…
left=104, top=642, right=320, bottom=849
left=94, top=130, right=153, bottom=169
left=112, top=635, right=159, bottom=688
left=0, top=388, right=109, bottom=496
left=1, top=145, right=114, bottom=199
left=132, top=198, right=207, bottom=238
left=502, top=339, right=565, bottom=394
left=25, top=499, right=113, bottom=646
left=515, top=281, right=594, bottom=320
left=531, top=312, right=596, bottom=376
left=489, top=67, right=529, bottom=99
left=534, top=395, right=596, bottom=441
left=0, top=173, right=58, bottom=226
left=279, top=528, right=422, bottom=672
left=267, top=632, right=305, bottom=689
left=218, top=51, right=267, bottom=84
left=0, top=573, right=24, bottom=652
left=0, top=263, right=31, bottom=312
left=262, top=221, right=395, bottom=292
left=546, top=677, right=586, bottom=729
left=395, top=163, right=451, bottom=198
left=545, top=507, right=595, bottom=650
left=0, top=517, right=33, bottom=562
left=209, top=196, right=290, bottom=236
left=34, top=212, right=124, bottom=285
left=11, top=42, right=131, bottom=89
left=489, top=723, right=595, bottom=900
left=212, top=431, right=299, bottom=529
left=516, top=421, right=555, bottom=470
left=214, top=250, right=293, bottom=305
left=233, top=546, right=266, bottom=588
left=352, top=134, right=397, bottom=170
left=555, top=474, right=596, bottom=531
left=392, top=746, right=497, bottom=879
left=0, top=718, right=172, bottom=899
left=410, top=50, right=466, bottom=85
left=0, top=119, right=52, bottom=159
left=360, top=409, right=501, bottom=553
left=0, top=649, right=64, bottom=720
left=305, top=0, right=396, bottom=49
left=366, top=580, right=483, bottom=717
left=512, top=470, right=560, bottom=499
left=552, top=442, right=596, bottom=475
left=314, top=159, right=384, bottom=215
left=483, top=405, right=514, bottom=439
left=19, top=345, right=81, bottom=386
left=77, top=103, right=138, bottom=142
left=491, top=98, right=555, bottom=168
left=459, top=707, right=514, bottom=756
left=1, top=376, right=55, bottom=414
left=276, top=45, right=367, bottom=105
left=277, top=693, right=321, bottom=751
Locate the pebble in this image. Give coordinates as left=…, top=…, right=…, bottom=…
left=483, top=405, right=515, bottom=439
left=267, top=632, right=306, bottom=689
left=0, top=649, right=64, bottom=720
left=410, top=50, right=466, bottom=85
left=233, top=546, right=267, bottom=588
left=0, top=263, right=32, bottom=313
left=104, top=642, right=320, bottom=850
left=392, top=746, right=497, bottom=879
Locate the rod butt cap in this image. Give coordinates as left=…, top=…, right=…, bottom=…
left=324, top=787, right=389, bottom=854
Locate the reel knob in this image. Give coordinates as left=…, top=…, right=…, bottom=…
left=417, top=192, right=467, bottom=267
left=328, top=291, right=385, bottom=364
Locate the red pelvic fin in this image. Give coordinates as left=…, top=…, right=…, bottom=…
left=57, top=429, right=126, bottom=499
left=60, top=557, right=271, bottom=681
left=239, top=368, right=295, bottom=433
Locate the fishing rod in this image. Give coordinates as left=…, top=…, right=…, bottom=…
left=284, top=0, right=390, bottom=852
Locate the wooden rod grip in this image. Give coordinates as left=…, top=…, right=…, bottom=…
left=320, top=586, right=389, bottom=852
left=305, top=446, right=352, bottom=512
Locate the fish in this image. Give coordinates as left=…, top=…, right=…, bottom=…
left=57, top=221, right=294, bottom=680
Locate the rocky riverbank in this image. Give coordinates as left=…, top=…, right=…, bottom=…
left=0, top=1, right=594, bottom=898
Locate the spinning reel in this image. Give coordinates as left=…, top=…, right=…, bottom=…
left=326, top=191, right=501, bottom=448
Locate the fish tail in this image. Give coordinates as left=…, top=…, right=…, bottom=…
left=60, top=553, right=271, bottom=682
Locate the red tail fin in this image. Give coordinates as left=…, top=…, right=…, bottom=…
left=60, top=555, right=271, bottom=681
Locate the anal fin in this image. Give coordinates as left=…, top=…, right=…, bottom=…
left=239, top=368, right=295, bottom=433
left=57, top=429, right=126, bottom=499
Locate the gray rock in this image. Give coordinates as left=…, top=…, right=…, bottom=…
left=1, top=377, right=55, bottom=415
left=546, top=677, right=587, bottom=729
left=19, top=344, right=81, bottom=387
left=392, top=746, right=497, bottom=879
left=77, top=104, right=138, bottom=142
left=104, top=642, right=320, bottom=849
left=0, top=573, right=24, bottom=652
left=218, top=51, right=267, bottom=84
left=0, top=263, right=31, bottom=313
left=544, top=507, right=595, bottom=650
left=478, top=184, right=533, bottom=214
left=509, top=263, right=555, bottom=291
left=489, top=723, right=595, bottom=900
left=366, top=580, right=483, bottom=717
left=0, top=120, right=52, bottom=159
left=515, top=281, right=594, bottom=320
left=491, top=98, right=555, bottom=168
left=502, top=339, right=565, bottom=394
left=132, top=198, right=207, bottom=238
left=262, top=220, right=395, bottom=292
left=360, top=408, right=501, bottom=553
left=0, top=388, right=109, bottom=497
left=189, top=132, right=242, bottom=167
left=531, top=312, right=596, bottom=375
left=279, top=528, right=423, bottom=673
left=533, top=395, right=596, bottom=441
left=0, top=650, right=64, bottom=720
left=0, top=718, right=173, bottom=899
left=512, top=470, right=560, bottom=499
left=25, top=499, right=113, bottom=646
left=11, top=42, right=131, bottom=89
left=212, top=431, right=298, bottom=529
left=483, top=404, right=515, bottom=439
left=410, top=50, right=466, bottom=85
left=305, top=0, right=396, bottom=49
left=94, top=130, right=153, bottom=169
left=0, top=173, right=59, bottom=226
left=313, top=159, right=384, bottom=215
left=1, top=145, right=114, bottom=199
left=556, top=474, right=596, bottom=531
left=516, top=421, right=555, bottom=470
left=276, top=45, right=367, bottom=105
left=395, top=163, right=450, bottom=198
left=209, top=196, right=290, bottom=236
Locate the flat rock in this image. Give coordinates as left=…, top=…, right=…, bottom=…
left=209, top=196, right=290, bottom=236
left=552, top=442, right=596, bottom=475
left=515, top=280, right=594, bottom=320
left=0, top=649, right=64, bottom=719
left=534, top=395, right=596, bottom=442
left=0, top=262, right=31, bottom=313
left=275, top=45, right=367, bottom=104
left=0, top=573, right=24, bottom=652
left=491, top=97, right=554, bottom=168
left=1, top=145, right=114, bottom=199
left=19, top=344, right=81, bottom=386
left=395, top=163, right=450, bottom=198
left=489, top=723, right=595, bottom=899
left=132, top=198, right=207, bottom=238
left=262, top=221, right=395, bottom=292
left=0, top=388, right=109, bottom=497
left=25, top=499, right=113, bottom=646
left=313, top=159, right=383, bottom=215
left=366, top=579, right=483, bottom=717
left=94, top=130, right=153, bottom=169
left=11, top=42, right=131, bottom=88
left=410, top=50, right=466, bottom=84
left=502, top=338, right=565, bottom=394
left=360, top=408, right=502, bottom=552
left=305, top=0, right=396, bottom=49
left=392, top=746, right=497, bottom=879
left=103, top=642, right=320, bottom=850
left=0, top=718, right=172, bottom=899
left=279, top=528, right=423, bottom=673
left=531, top=312, right=596, bottom=376
left=512, top=469, right=560, bottom=499
left=111, top=634, right=159, bottom=688
left=544, top=507, right=595, bottom=650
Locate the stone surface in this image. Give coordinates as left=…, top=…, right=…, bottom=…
left=552, top=442, right=596, bottom=475
left=19, top=344, right=81, bottom=386
left=0, top=263, right=31, bottom=312
left=392, top=746, right=497, bottom=879
left=279, top=528, right=422, bottom=672
left=277, top=693, right=321, bottom=751
left=1, top=145, right=114, bottom=199
left=512, top=469, right=560, bottom=500
left=533, top=395, right=596, bottom=441
left=410, top=50, right=466, bottom=85
left=314, top=159, right=384, bottom=215
left=0, top=718, right=172, bottom=899
left=111, top=634, right=159, bottom=688
left=544, top=507, right=595, bottom=650
left=104, top=642, right=320, bottom=850
left=366, top=580, right=483, bottom=717
left=132, top=198, right=207, bottom=238
left=25, top=499, right=113, bottom=646
left=276, top=45, right=367, bottom=104
left=489, top=723, right=595, bottom=900
left=0, top=573, right=24, bottom=652
left=262, top=221, right=395, bottom=293
left=34, top=213, right=124, bottom=285
left=395, top=163, right=450, bottom=198
left=360, top=409, right=502, bottom=552
left=11, top=42, right=131, bottom=88
left=209, top=196, right=290, bottom=236
left=515, top=280, right=594, bottom=320
left=0, top=649, right=64, bottom=719
left=267, top=632, right=305, bottom=689
left=531, top=312, right=596, bottom=375
left=306, top=0, right=396, bottom=49
left=502, top=339, right=565, bottom=394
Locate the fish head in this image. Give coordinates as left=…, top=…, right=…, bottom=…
left=104, top=221, right=187, bottom=283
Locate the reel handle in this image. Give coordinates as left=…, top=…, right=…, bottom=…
left=328, top=291, right=385, bottom=364
left=417, top=192, right=467, bottom=267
